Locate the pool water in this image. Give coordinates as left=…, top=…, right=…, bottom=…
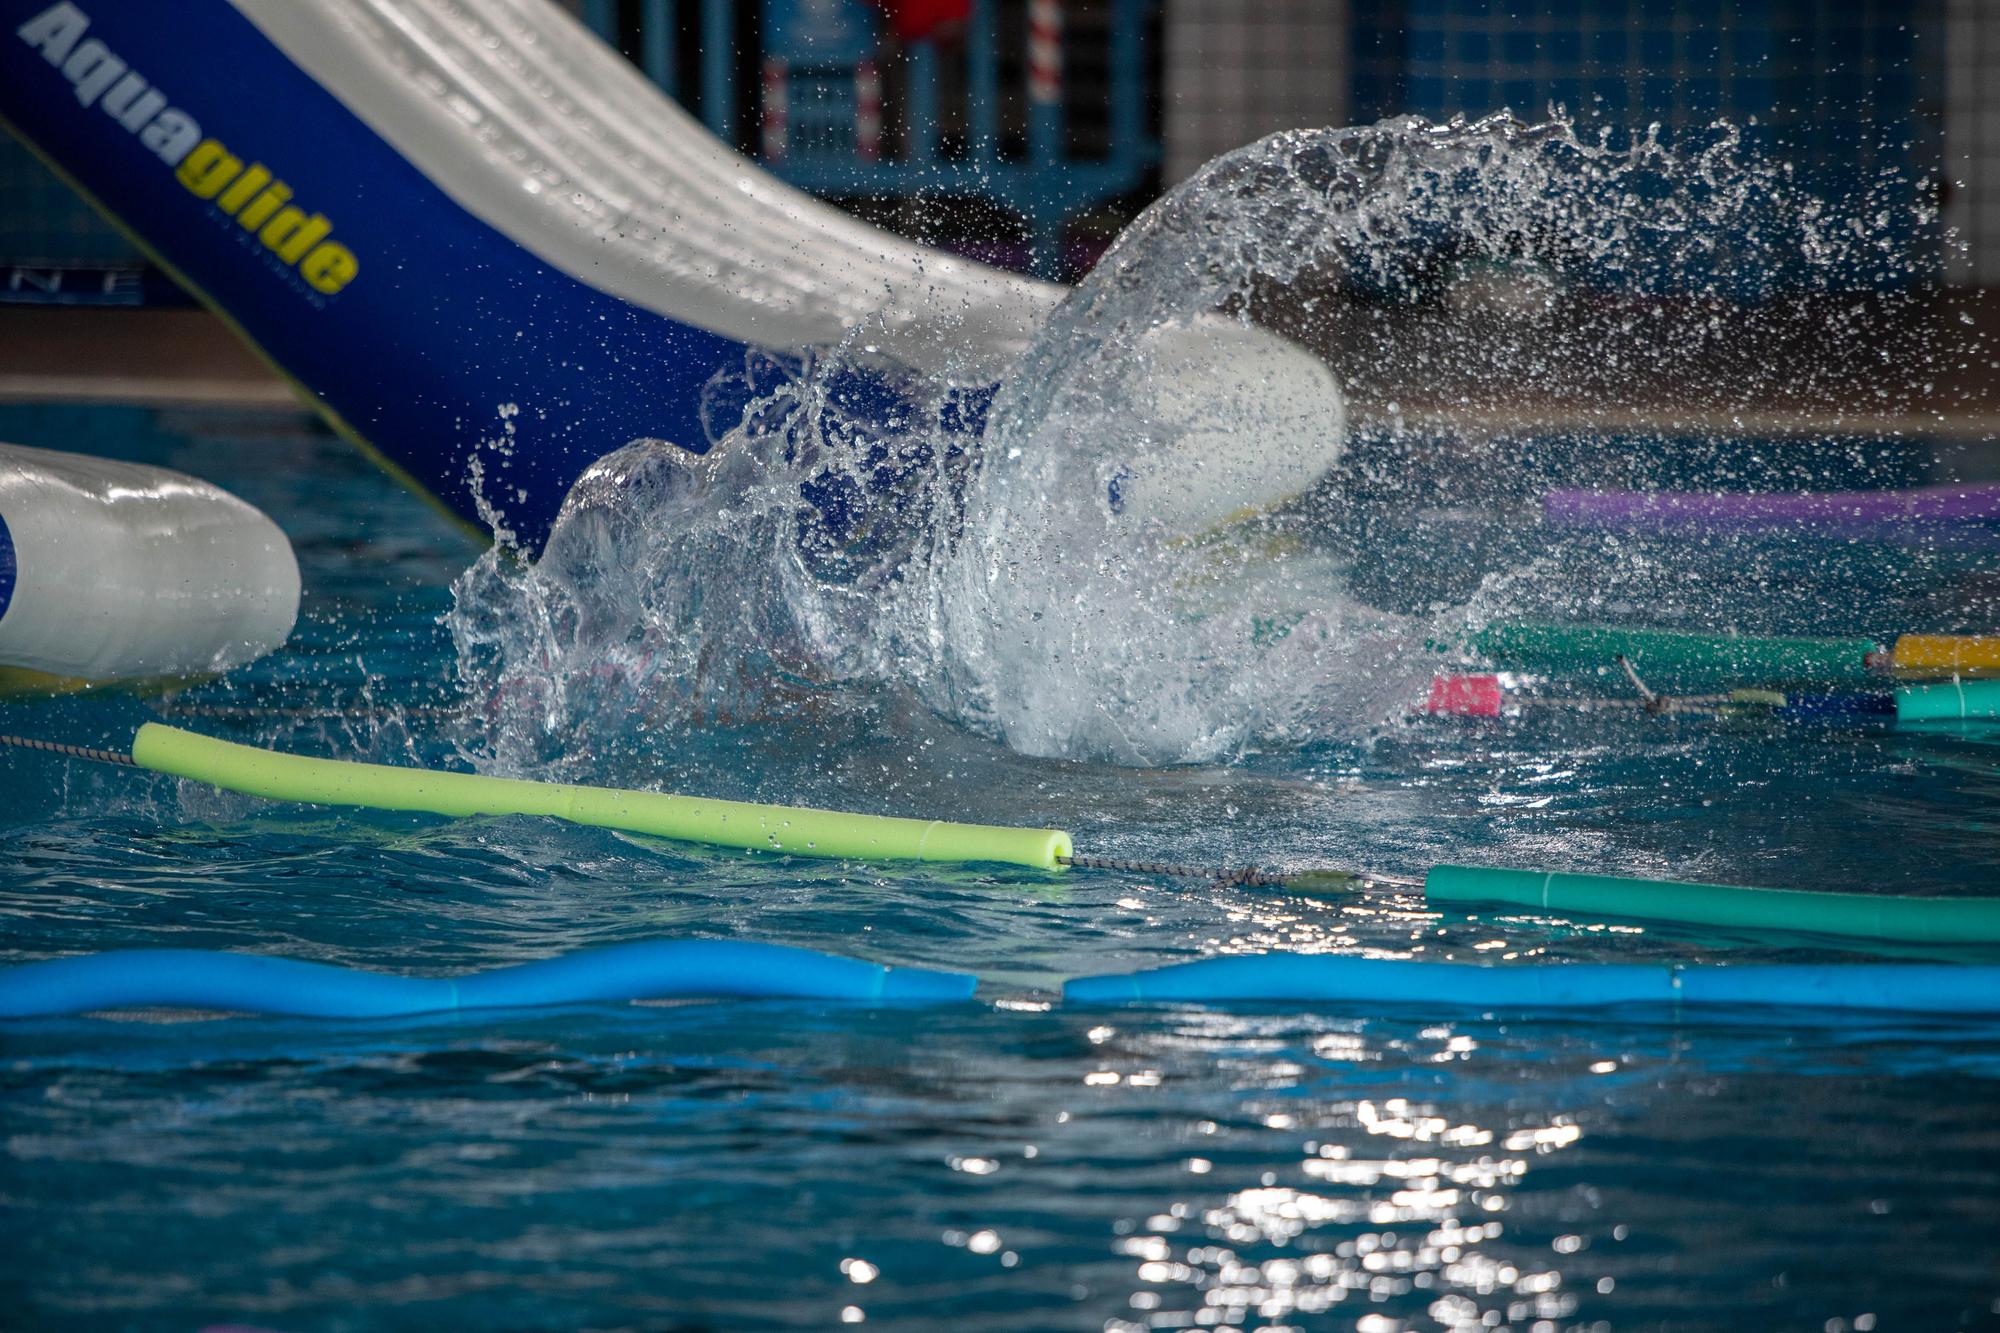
left=3, top=399, right=1999, bottom=1331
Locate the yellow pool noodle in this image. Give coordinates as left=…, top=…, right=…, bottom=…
left=1892, top=635, right=2000, bottom=675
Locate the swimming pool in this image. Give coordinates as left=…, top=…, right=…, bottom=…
left=3, top=398, right=1998, bottom=1330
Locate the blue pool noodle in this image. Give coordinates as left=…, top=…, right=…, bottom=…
left=1776, top=691, right=1896, bottom=721
left=0, top=940, right=976, bottom=1019
left=1063, top=955, right=2000, bottom=1015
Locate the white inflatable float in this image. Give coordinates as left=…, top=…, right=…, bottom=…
left=0, top=442, right=299, bottom=687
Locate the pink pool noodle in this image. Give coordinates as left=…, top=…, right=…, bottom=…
left=1426, top=674, right=1505, bottom=717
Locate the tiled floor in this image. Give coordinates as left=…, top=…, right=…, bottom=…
left=0, top=308, right=295, bottom=408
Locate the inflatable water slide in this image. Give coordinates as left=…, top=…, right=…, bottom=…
left=0, top=0, right=1347, bottom=685
left=0, top=0, right=1064, bottom=551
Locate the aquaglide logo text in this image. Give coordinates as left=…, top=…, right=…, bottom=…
left=16, top=1, right=360, bottom=297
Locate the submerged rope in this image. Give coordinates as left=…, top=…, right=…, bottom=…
left=0, top=733, right=135, bottom=767
left=1060, top=853, right=1420, bottom=894
left=1617, top=653, right=1666, bottom=713
left=1557, top=655, right=1781, bottom=718
left=1062, top=852, right=1289, bottom=889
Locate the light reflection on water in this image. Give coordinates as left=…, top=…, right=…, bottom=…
left=8, top=1001, right=2000, bottom=1330
left=1044, top=1010, right=2000, bottom=1333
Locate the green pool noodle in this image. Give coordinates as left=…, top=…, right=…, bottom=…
left=1896, top=678, right=2000, bottom=723
left=131, top=724, right=1072, bottom=870
left=1460, top=623, right=1881, bottom=687
left=1425, top=863, right=2000, bottom=944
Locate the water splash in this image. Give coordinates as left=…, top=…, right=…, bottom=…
left=449, top=113, right=1914, bottom=772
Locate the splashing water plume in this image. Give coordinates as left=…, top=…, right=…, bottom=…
left=449, top=114, right=1910, bottom=771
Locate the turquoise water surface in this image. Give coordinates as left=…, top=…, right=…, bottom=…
left=2, top=400, right=1999, bottom=1331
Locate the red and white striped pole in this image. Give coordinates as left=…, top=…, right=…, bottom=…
left=1027, top=0, right=1063, bottom=277
left=1028, top=0, right=1062, bottom=111
left=855, top=58, right=882, bottom=162
left=761, top=56, right=788, bottom=163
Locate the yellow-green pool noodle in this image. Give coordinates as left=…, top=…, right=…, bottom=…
left=1426, top=863, right=2000, bottom=944
left=131, top=724, right=1072, bottom=870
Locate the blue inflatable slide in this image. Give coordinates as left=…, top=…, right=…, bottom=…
left=0, top=0, right=1063, bottom=549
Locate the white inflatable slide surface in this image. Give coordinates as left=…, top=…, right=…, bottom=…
left=237, top=0, right=1063, bottom=377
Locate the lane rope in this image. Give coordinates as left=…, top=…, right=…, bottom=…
left=0, top=733, right=136, bottom=767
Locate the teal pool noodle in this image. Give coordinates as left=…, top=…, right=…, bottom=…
left=1062, top=955, right=2000, bottom=1014
left=1461, top=623, right=1880, bottom=688
left=1424, top=864, right=2000, bottom=944
left=1897, top=678, right=2000, bottom=722
left=0, top=940, right=977, bottom=1019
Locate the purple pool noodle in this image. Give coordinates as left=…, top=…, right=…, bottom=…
left=1543, top=481, right=2000, bottom=534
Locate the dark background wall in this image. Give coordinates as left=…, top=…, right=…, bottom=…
left=2, top=0, right=1989, bottom=302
